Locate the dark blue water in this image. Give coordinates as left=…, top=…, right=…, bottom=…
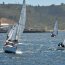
left=0, top=32, right=65, bottom=65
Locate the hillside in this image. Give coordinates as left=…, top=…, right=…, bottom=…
left=0, top=4, right=65, bottom=31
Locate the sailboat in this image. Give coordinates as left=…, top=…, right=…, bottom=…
left=3, top=0, right=26, bottom=53
left=51, top=20, right=58, bottom=37
left=57, top=40, right=65, bottom=50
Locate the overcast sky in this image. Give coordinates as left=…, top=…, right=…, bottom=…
left=0, top=0, right=65, bottom=6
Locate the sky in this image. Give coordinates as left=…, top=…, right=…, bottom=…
left=0, top=0, right=65, bottom=6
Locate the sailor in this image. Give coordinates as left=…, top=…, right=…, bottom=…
left=13, top=40, right=17, bottom=45
left=4, top=40, right=9, bottom=45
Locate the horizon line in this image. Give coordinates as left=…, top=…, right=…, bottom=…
left=0, top=2, right=65, bottom=6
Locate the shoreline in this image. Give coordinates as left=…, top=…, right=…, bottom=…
left=0, top=29, right=65, bottom=33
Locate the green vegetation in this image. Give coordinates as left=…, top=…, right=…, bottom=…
left=0, top=3, right=65, bottom=31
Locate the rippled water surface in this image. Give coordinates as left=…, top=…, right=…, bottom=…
left=0, top=32, right=65, bottom=65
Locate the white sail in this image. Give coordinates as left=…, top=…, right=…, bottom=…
left=17, top=0, right=26, bottom=42
left=3, top=0, right=26, bottom=53
left=8, top=24, right=18, bottom=41
left=63, top=40, right=65, bottom=45
left=53, top=20, right=58, bottom=35
left=8, top=25, right=15, bottom=37
left=7, top=0, right=26, bottom=42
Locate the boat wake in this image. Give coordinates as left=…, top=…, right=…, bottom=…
left=18, top=43, right=23, bottom=45
left=48, top=47, right=57, bottom=51
left=23, top=51, right=36, bottom=53
left=0, top=50, right=4, bottom=53
left=16, top=50, right=23, bottom=54
left=18, top=42, right=32, bottom=44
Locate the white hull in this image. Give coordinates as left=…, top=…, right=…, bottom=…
left=57, top=46, right=65, bottom=50
left=3, top=45, right=17, bottom=53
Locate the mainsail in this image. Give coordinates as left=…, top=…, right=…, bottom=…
left=7, top=0, right=26, bottom=43
left=8, top=24, right=18, bottom=41
left=53, top=20, right=58, bottom=36
left=17, top=0, right=26, bottom=42
left=63, top=40, right=65, bottom=45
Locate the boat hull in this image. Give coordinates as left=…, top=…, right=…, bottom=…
left=57, top=46, right=65, bottom=50
left=3, top=45, right=17, bottom=53
left=51, top=34, right=56, bottom=37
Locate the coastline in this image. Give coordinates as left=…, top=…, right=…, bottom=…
left=0, top=29, right=65, bottom=33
